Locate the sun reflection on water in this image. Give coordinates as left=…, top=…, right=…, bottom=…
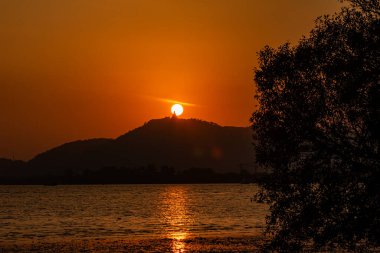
left=160, top=186, right=193, bottom=253
left=170, top=231, right=187, bottom=252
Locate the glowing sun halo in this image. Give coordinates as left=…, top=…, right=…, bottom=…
left=171, top=104, right=184, bottom=116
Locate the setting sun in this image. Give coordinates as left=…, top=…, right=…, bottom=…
left=171, top=104, right=184, bottom=116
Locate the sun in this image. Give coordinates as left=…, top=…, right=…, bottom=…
left=171, top=104, right=184, bottom=116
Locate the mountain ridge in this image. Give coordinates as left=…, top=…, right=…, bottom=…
left=3, top=117, right=255, bottom=178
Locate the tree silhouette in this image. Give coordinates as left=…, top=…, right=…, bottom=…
left=345, top=0, right=380, bottom=14
left=251, top=0, right=379, bottom=251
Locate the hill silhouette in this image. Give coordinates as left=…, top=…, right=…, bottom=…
left=26, top=117, right=255, bottom=177
left=0, top=158, right=26, bottom=178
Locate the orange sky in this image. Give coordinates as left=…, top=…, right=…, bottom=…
left=0, top=0, right=342, bottom=160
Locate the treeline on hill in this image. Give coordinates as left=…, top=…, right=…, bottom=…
left=0, top=165, right=267, bottom=185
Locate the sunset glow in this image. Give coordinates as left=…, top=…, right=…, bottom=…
left=0, top=0, right=341, bottom=160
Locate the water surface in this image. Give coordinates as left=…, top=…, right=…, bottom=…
left=0, top=184, right=267, bottom=244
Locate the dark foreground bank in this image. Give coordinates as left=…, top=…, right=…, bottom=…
left=0, top=236, right=265, bottom=253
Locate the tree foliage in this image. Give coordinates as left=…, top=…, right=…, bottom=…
left=344, top=0, right=380, bottom=14
left=251, top=1, right=379, bottom=251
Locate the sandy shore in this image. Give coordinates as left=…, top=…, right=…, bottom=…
left=0, top=236, right=265, bottom=252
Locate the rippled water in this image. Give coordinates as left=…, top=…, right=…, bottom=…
left=0, top=184, right=267, bottom=244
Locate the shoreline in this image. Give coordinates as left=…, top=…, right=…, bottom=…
left=0, top=235, right=265, bottom=252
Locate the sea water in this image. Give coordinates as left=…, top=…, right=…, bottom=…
left=0, top=184, right=267, bottom=244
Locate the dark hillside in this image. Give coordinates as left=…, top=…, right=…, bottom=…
left=26, top=117, right=254, bottom=176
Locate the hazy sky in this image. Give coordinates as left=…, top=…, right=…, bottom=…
left=0, top=0, right=342, bottom=160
